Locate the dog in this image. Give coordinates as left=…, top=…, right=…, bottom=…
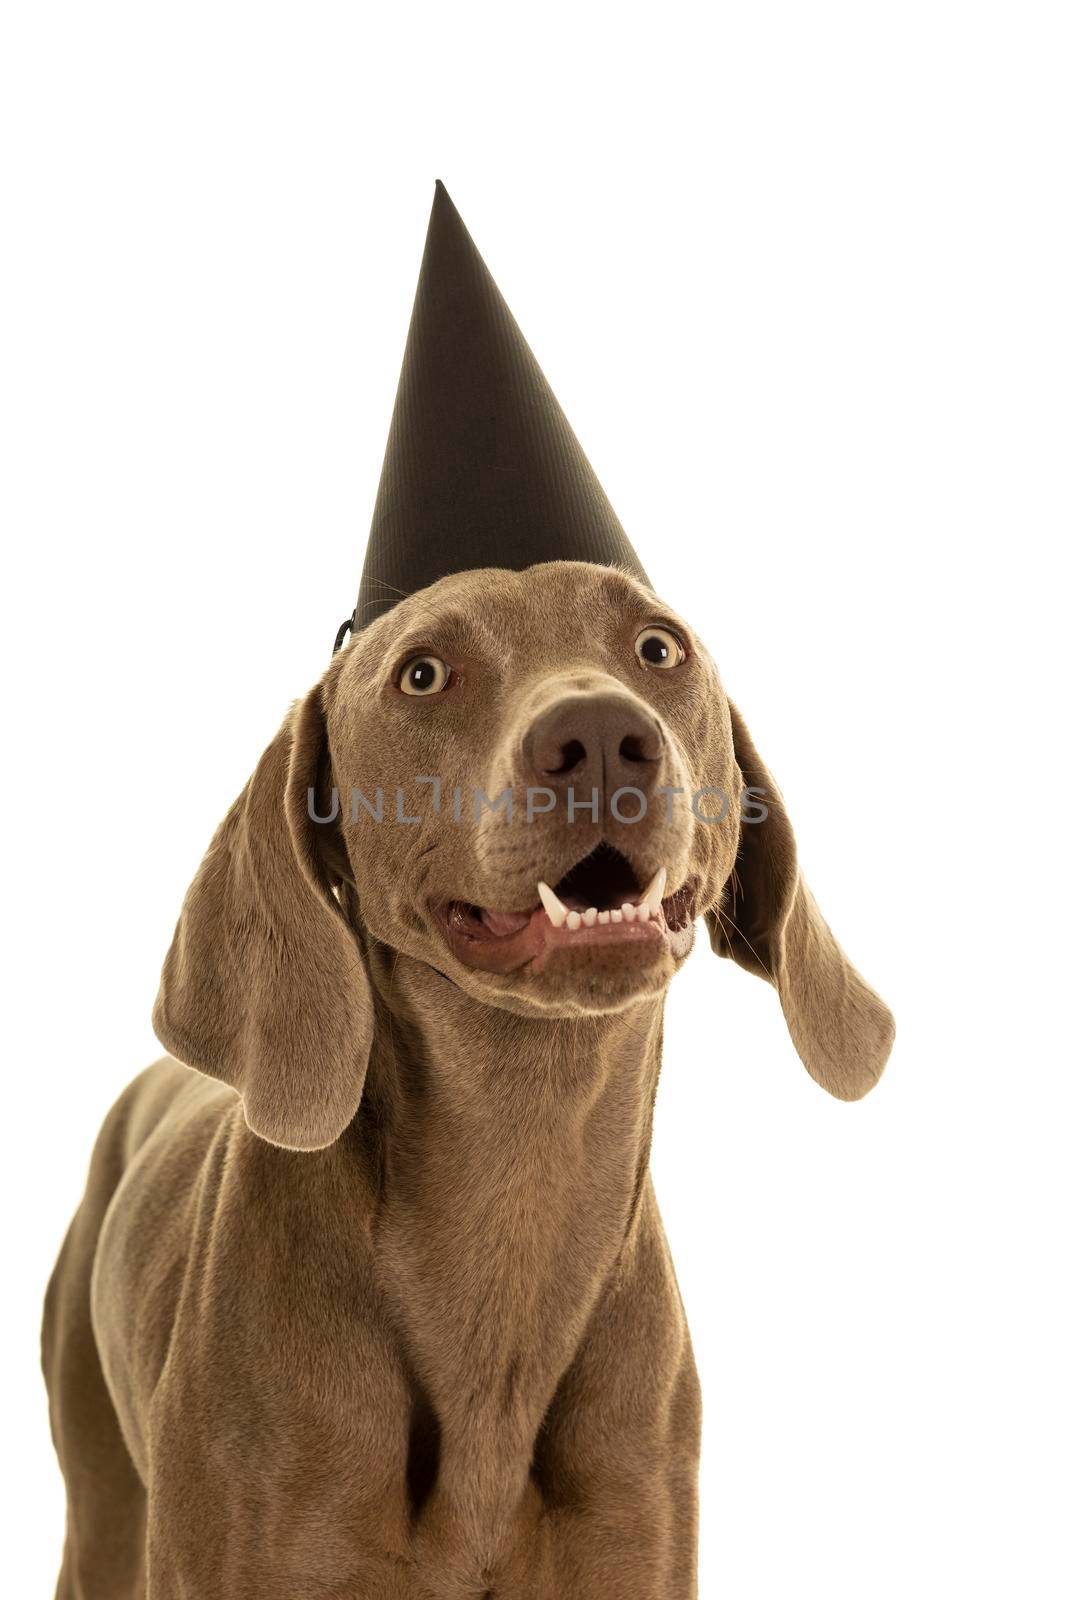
left=43, top=559, right=893, bottom=1598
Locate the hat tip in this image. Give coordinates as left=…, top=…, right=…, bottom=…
left=432, top=179, right=457, bottom=217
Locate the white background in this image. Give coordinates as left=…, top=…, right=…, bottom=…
left=2, top=3, right=1064, bottom=1595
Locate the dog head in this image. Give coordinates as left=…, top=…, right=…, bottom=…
left=154, top=562, right=894, bottom=1149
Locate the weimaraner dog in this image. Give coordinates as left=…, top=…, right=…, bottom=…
left=44, top=560, right=893, bottom=1598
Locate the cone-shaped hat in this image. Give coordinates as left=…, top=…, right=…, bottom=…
left=349, top=182, right=648, bottom=634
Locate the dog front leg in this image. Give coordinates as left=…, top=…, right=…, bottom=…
left=531, top=1188, right=701, bottom=1599
left=144, top=1518, right=430, bottom=1600
left=141, top=1403, right=429, bottom=1599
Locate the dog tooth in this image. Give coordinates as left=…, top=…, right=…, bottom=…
left=636, top=902, right=651, bottom=922
left=597, top=910, right=610, bottom=925
left=566, top=910, right=583, bottom=931
left=537, top=880, right=569, bottom=929
left=582, top=907, right=598, bottom=927
left=639, top=866, right=667, bottom=916
left=610, top=908, right=623, bottom=924
left=621, top=902, right=636, bottom=922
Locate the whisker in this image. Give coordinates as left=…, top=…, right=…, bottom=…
left=709, top=899, right=772, bottom=980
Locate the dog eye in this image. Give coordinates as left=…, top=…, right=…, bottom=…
left=398, top=655, right=451, bottom=696
left=635, top=627, right=685, bottom=669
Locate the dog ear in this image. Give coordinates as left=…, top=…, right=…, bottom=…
left=708, top=701, right=894, bottom=1101
left=153, top=685, right=373, bottom=1150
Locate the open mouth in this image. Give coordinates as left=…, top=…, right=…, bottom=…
left=435, top=844, right=697, bottom=976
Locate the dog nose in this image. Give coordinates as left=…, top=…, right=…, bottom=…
left=524, top=693, right=665, bottom=799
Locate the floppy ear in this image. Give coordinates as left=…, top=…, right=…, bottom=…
left=708, top=702, right=894, bottom=1101
left=153, top=686, right=373, bottom=1150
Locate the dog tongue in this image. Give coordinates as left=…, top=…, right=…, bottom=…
left=481, top=907, right=533, bottom=937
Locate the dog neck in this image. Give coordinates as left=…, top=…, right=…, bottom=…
left=357, top=942, right=666, bottom=1542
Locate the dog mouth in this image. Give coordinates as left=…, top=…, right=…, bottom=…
left=434, top=845, right=697, bottom=976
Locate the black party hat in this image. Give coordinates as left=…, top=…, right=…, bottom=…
left=346, top=182, right=647, bottom=639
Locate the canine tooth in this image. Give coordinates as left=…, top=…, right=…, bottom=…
left=610, top=909, right=623, bottom=924
left=537, top=880, right=569, bottom=929
left=583, top=907, right=598, bottom=927
left=621, top=903, right=636, bottom=922
left=640, top=866, right=667, bottom=915
left=566, top=910, right=582, bottom=931
left=636, top=902, right=651, bottom=922
left=597, top=910, right=610, bottom=925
